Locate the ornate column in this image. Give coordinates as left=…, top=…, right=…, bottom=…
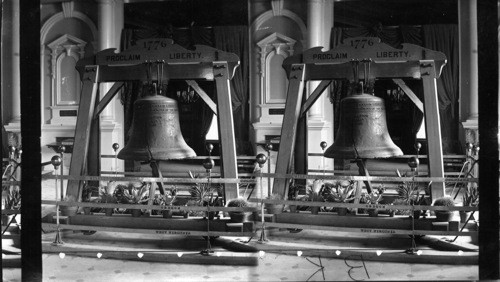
left=97, top=0, right=124, bottom=171
left=2, top=0, right=21, bottom=143
left=114, top=0, right=124, bottom=50
left=306, top=0, right=334, bottom=171
left=307, top=0, right=325, bottom=120
left=459, top=0, right=479, bottom=145
left=97, top=0, right=116, bottom=122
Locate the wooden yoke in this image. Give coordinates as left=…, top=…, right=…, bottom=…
left=273, top=37, right=447, bottom=200
left=67, top=38, right=241, bottom=201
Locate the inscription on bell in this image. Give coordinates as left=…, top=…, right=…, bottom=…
left=138, top=104, right=178, bottom=112
left=149, top=116, right=165, bottom=126
left=118, top=95, right=196, bottom=161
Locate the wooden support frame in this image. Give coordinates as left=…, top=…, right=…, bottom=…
left=273, top=37, right=447, bottom=199
left=272, top=64, right=307, bottom=197
left=67, top=66, right=100, bottom=198
left=68, top=38, right=241, bottom=201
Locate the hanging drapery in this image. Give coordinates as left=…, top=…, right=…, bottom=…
left=213, top=26, right=251, bottom=155
left=330, top=25, right=459, bottom=154
left=330, top=24, right=421, bottom=49
left=422, top=24, right=460, bottom=154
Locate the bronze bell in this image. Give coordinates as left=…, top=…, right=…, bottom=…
left=118, top=94, right=196, bottom=161
left=324, top=93, right=403, bottom=159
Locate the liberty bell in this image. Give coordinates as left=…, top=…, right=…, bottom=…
left=324, top=82, right=403, bottom=159
left=118, top=91, right=196, bottom=161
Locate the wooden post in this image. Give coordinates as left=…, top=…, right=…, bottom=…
left=213, top=62, right=239, bottom=200
left=420, top=61, right=445, bottom=200
left=87, top=96, right=101, bottom=190
left=273, top=64, right=306, bottom=198
left=294, top=91, right=308, bottom=189
left=66, top=66, right=99, bottom=199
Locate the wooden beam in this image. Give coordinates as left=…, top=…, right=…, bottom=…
left=213, top=62, right=239, bottom=199
left=93, top=82, right=125, bottom=119
left=67, top=66, right=100, bottom=199
left=62, top=215, right=245, bottom=232
left=393, top=78, right=423, bottom=112
left=420, top=61, right=445, bottom=200
left=300, top=80, right=332, bottom=117
left=294, top=93, right=308, bottom=187
left=273, top=64, right=306, bottom=198
left=186, top=80, right=217, bottom=115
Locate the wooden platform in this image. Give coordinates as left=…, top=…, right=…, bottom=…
left=43, top=213, right=255, bottom=237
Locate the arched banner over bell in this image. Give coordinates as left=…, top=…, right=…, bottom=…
left=118, top=94, right=196, bottom=161
left=324, top=93, right=403, bottom=159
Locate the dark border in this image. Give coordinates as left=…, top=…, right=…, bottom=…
left=20, top=0, right=42, bottom=281
left=478, top=0, right=499, bottom=279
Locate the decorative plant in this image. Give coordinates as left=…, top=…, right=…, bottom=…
left=227, top=197, right=249, bottom=208
left=226, top=197, right=251, bottom=222
left=306, top=189, right=324, bottom=202
left=60, top=194, right=78, bottom=216
left=288, top=181, right=306, bottom=212
left=365, top=185, right=385, bottom=205
left=82, top=184, right=99, bottom=202
left=433, top=196, right=456, bottom=222
left=288, top=181, right=304, bottom=201
left=153, top=187, right=178, bottom=217
left=113, top=183, right=149, bottom=217
left=324, top=180, right=356, bottom=203
left=365, top=185, right=385, bottom=217
left=265, top=193, right=284, bottom=214
left=311, top=179, right=324, bottom=194
left=98, top=181, right=119, bottom=216
left=157, top=188, right=178, bottom=206
left=396, top=179, right=419, bottom=205
left=188, top=171, right=221, bottom=206
left=305, top=186, right=325, bottom=214
left=321, top=180, right=355, bottom=215
left=267, top=193, right=281, bottom=200
left=1, top=185, right=21, bottom=227
left=2, top=185, right=21, bottom=210
left=188, top=171, right=222, bottom=218
left=433, top=196, right=455, bottom=207
left=121, top=183, right=150, bottom=205
left=462, top=185, right=479, bottom=207
left=81, top=184, right=99, bottom=214
left=393, top=170, right=430, bottom=216
left=99, top=181, right=119, bottom=204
